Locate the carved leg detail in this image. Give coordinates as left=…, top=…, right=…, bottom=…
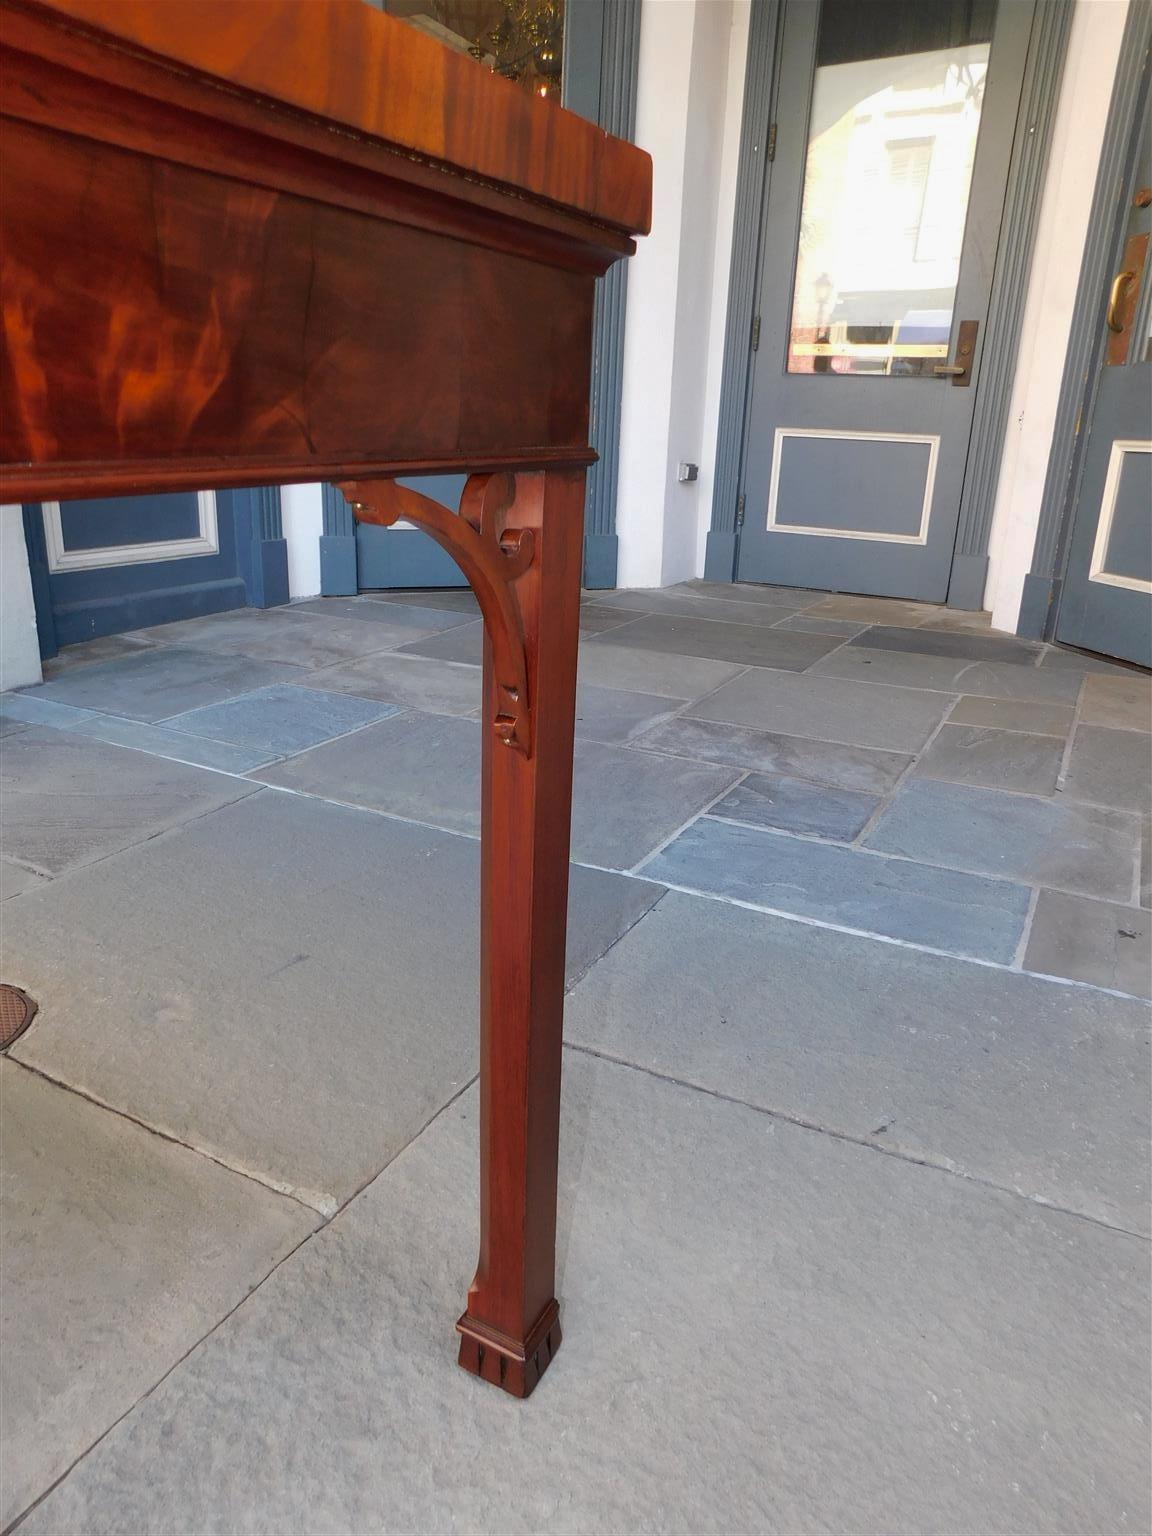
left=341, top=468, right=585, bottom=1398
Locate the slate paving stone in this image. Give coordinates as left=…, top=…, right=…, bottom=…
left=362, top=587, right=480, bottom=614
left=28, top=646, right=307, bottom=722
left=291, top=652, right=482, bottom=716
left=591, top=588, right=799, bottom=627
left=66, top=714, right=279, bottom=774
left=583, top=613, right=841, bottom=670
left=1023, top=889, right=1151, bottom=998
left=912, top=608, right=995, bottom=633
left=396, top=619, right=484, bottom=666
left=912, top=723, right=1064, bottom=795
left=687, top=668, right=949, bottom=752
left=287, top=597, right=478, bottom=631
left=566, top=892, right=1151, bottom=1231
left=577, top=605, right=644, bottom=635
left=0, top=715, right=29, bottom=737
left=673, top=577, right=818, bottom=608
left=22, top=1057, right=1148, bottom=1536
left=643, top=816, right=1030, bottom=961
left=708, top=773, right=878, bottom=841
left=576, top=642, right=745, bottom=701
left=0, top=858, right=46, bottom=901
left=253, top=713, right=738, bottom=868
left=135, top=609, right=427, bottom=668
left=0, top=729, right=257, bottom=875
left=163, top=684, right=400, bottom=756
left=866, top=779, right=1140, bottom=901
left=41, top=632, right=157, bottom=678
left=1062, top=724, right=1152, bottom=815
left=1078, top=672, right=1152, bottom=732
left=1041, top=646, right=1142, bottom=675
left=0, top=693, right=97, bottom=730
left=633, top=716, right=913, bottom=794
left=770, top=613, right=869, bottom=636
left=572, top=684, right=686, bottom=745
left=0, top=1061, right=317, bottom=1531
left=851, top=624, right=1044, bottom=666
left=1142, top=819, right=1152, bottom=909
left=805, top=593, right=943, bottom=625
left=947, top=694, right=1075, bottom=736
left=809, top=643, right=1085, bottom=702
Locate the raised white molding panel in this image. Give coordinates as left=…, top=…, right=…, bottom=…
left=765, top=426, right=939, bottom=545
left=1088, top=440, right=1152, bottom=593
left=43, top=491, right=219, bottom=573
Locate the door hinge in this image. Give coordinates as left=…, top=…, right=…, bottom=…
left=766, top=123, right=777, bottom=162
left=736, top=493, right=747, bottom=529
left=751, top=314, right=761, bottom=352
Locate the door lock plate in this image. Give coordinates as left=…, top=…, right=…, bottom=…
left=933, top=320, right=979, bottom=386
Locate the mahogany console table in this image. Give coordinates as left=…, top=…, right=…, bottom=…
left=0, top=0, right=650, bottom=1398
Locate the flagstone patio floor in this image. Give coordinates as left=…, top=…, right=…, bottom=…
left=1, top=581, right=1149, bottom=1533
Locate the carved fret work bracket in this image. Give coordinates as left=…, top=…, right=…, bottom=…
left=339, top=473, right=536, bottom=756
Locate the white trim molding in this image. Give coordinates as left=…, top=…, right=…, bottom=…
left=43, top=490, right=218, bottom=572
left=765, top=427, right=939, bottom=545
left=1088, top=439, right=1152, bottom=593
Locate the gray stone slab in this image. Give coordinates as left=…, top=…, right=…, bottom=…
left=810, top=642, right=1085, bottom=702
left=577, top=641, right=745, bottom=700
left=289, top=597, right=476, bottom=631
left=582, top=613, right=841, bottom=670
left=673, top=577, right=818, bottom=608
left=912, top=608, right=995, bottom=633
left=948, top=694, right=1075, bottom=736
left=0, top=692, right=97, bottom=729
left=572, top=684, right=686, bottom=745
left=396, top=619, right=484, bottom=665
left=41, top=632, right=157, bottom=678
left=290, top=652, right=482, bottom=716
left=1062, top=724, right=1151, bottom=815
left=913, top=723, right=1064, bottom=794
left=0, top=1061, right=316, bottom=1530
left=634, top=715, right=912, bottom=793
left=1041, top=646, right=1140, bottom=676
left=643, top=817, right=1029, bottom=961
left=1078, top=672, right=1152, bottom=732
left=4, top=790, right=664, bottom=1210
left=1024, top=889, right=1151, bottom=999
left=709, top=773, right=878, bottom=841
left=66, top=713, right=280, bottom=774
left=30, top=647, right=306, bottom=722
left=578, top=605, right=643, bottom=636
left=805, top=593, right=944, bottom=625
left=866, top=779, right=1140, bottom=901
left=0, top=715, right=29, bottom=737
left=771, top=613, right=869, bottom=636
left=163, top=684, right=399, bottom=756
left=0, top=858, right=47, bottom=901
left=852, top=625, right=1043, bottom=666
left=363, top=587, right=480, bottom=615
left=592, top=588, right=800, bottom=627
left=0, top=729, right=257, bottom=875
left=136, top=609, right=425, bottom=667
left=1143, top=819, right=1152, bottom=910
left=21, top=1057, right=1149, bottom=1536
left=566, top=893, right=1151, bottom=1231
left=688, top=668, right=949, bottom=752
left=254, top=715, right=737, bottom=869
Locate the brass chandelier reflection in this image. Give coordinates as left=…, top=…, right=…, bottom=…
left=468, top=0, right=563, bottom=98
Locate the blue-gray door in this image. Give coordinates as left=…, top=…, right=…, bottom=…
left=737, top=0, right=1033, bottom=601
left=23, top=489, right=283, bottom=655
left=1055, top=100, right=1151, bottom=667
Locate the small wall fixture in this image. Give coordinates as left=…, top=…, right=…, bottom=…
left=677, top=462, right=699, bottom=483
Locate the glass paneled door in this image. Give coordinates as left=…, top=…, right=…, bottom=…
left=737, top=0, right=1035, bottom=601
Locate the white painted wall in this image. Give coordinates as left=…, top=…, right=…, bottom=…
left=281, top=482, right=323, bottom=599
left=616, top=0, right=747, bottom=588
left=984, top=0, right=1130, bottom=632
left=0, top=504, right=42, bottom=690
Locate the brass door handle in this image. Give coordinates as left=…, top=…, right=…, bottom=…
left=932, top=364, right=967, bottom=377
left=1106, top=269, right=1136, bottom=332
left=932, top=319, right=978, bottom=386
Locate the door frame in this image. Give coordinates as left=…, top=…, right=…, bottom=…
left=705, top=0, right=1074, bottom=609
left=318, top=0, right=642, bottom=595
left=1019, top=0, right=1152, bottom=642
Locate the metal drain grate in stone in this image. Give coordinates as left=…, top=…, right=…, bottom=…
left=0, top=985, right=37, bottom=1051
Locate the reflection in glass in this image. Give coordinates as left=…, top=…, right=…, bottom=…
left=375, top=0, right=563, bottom=99
left=788, top=0, right=994, bottom=378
